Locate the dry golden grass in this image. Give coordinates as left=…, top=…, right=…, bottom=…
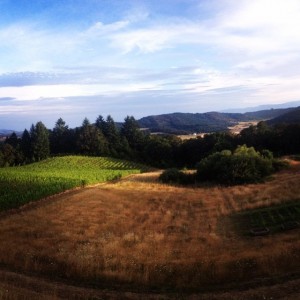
left=228, top=121, right=259, bottom=134
left=0, top=162, right=299, bottom=296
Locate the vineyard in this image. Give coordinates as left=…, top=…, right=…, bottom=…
left=0, top=156, right=146, bottom=211
left=230, top=200, right=300, bottom=236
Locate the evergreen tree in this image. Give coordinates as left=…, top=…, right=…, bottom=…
left=51, top=118, right=70, bottom=154
left=82, top=117, right=90, bottom=127
left=104, top=115, right=122, bottom=157
left=31, top=121, right=50, bottom=161
left=6, top=132, right=19, bottom=148
left=21, top=129, right=32, bottom=162
left=77, top=118, right=108, bottom=156
left=144, top=135, right=173, bottom=168
left=121, top=116, right=146, bottom=154
left=95, top=115, right=106, bottom=132
left=0, top=144, right=15, bottom=167
left=3, top=132, right=24, bottom=165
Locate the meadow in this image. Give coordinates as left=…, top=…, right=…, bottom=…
left=0, top=156, right=146, bottom=211
left=0, top=161, right=299, bottom=299
left=0, top=157, right=299, bottom=298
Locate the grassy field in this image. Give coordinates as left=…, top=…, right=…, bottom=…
left=0, top=158, right=299, bottom=298
left=0, top=156, right=146, bottom=211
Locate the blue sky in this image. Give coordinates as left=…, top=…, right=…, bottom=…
left=1, top=0, right=300, bottom=130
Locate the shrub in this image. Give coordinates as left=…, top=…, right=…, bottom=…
left=159, top=168, right=196, bottom=185
left=159, top=168, right=184, bottom=184
left=196, top=145, right=274, bottom=185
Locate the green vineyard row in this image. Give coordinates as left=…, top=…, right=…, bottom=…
left=0, top=156, right=146, bottom=211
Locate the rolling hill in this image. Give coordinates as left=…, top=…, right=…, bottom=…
left=138, top=112, right=244, bottom=134
left=0, top=156, right=146, bottom=211
left=1, top=106, right=299, bottom=137
left=138, top=107, right=298, bottom=134
left=267, top=107, right=300, bottom=125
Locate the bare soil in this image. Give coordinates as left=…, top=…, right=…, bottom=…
left=228, top=121, right=259, bottom=134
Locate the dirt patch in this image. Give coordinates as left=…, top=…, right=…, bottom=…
left=228, top=121, right=259, bottom=135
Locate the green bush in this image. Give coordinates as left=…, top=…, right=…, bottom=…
left=196, top=145, right=274, bottom=185
left=159, top=168, right=184, bottom=184
left=159, top=168, right=196, bottom=185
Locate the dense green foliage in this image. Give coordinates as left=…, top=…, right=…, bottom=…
left=159, top=145, right=280, bottom=186
left=196, top=145, right=274, bottom=185
left=159, top=168, right=195, bottom=185
left=31, top=121, right=50, bottom=161
left=1, top=112, right=300, bottom=170
left=0, top=156, right=145, bottom=211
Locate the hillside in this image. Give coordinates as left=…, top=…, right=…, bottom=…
left=0, top=156, right=146, bottom=211
left=0, top=163, right=299, bottom=297
left=267, top=107, right=300, bottom=125
left=244, top=107, right=298, bottom=120
left=138, top=112, right=243, bottom=134
left=138, top=107, right=297, bottom=134
left=1, top=107, right=298, bottom=137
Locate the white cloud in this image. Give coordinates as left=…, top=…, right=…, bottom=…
left=212, top=0, right=300, bottom=57
left=1, top=0, right=300, bottom=125
left=0, top=81, right=162, bottom=101
left=107, top=0, right=300, bottom=60
left=84, top=20, right=129, bottom=37
left=220, top=0, right=300, bottom=31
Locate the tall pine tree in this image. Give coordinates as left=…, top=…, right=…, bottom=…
left=121, top=116, right=146, bottom=154
left=77, top=118, right=108, bottom=156
left=51, top=118, right=70, bottom=154
left=31, top=121, right=50, bottom=161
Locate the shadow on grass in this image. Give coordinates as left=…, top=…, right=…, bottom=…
left=227, top=199, right=300, bottom=237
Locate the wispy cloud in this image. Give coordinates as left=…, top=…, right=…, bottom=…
left=1, top=0, right=300, bottom=129
left=0, top=97, right=15, bottom=101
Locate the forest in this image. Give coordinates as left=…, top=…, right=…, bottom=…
left=0, top=114, right=300, bottom=170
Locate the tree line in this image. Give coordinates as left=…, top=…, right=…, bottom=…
left=0, top=115, right=300, bottom=168
left=160, top=145, right=284, bottom=185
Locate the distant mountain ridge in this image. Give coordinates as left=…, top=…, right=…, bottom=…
left=221, top=100, right=300, bottom=113
left=1, top=105, right=300, bottom=137
left=267, top=107, right=300, bottom=125
left=0, top=129, right=22, bottom=136
left=138, top=107, right=299, bottom=134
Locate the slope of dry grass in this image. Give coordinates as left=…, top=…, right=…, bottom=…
left=0, top=161, right=299, bottom=295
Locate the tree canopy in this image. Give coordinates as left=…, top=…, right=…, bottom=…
left=196, top=145, right=274, bottom=185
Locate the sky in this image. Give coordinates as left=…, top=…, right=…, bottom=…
left=1, top=0, right=300, bottom=130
